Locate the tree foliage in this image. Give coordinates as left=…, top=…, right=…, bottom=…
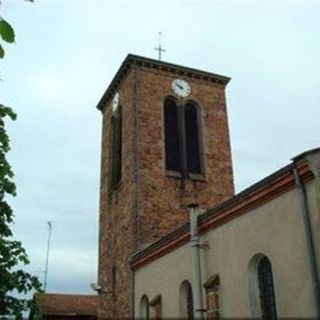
left=0, top=6, right=42, bottom=320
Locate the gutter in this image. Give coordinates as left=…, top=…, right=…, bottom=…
left=292, top=163, right=320, bottom=318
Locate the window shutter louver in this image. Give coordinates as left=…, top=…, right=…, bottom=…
left=185, top=103, right=201, bottom=174
left=164, top=99, right=181, bottom=172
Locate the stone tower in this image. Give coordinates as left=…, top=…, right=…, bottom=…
left=96, top=54, right=234, bottom=319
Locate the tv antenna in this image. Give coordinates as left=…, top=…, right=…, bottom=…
left=43, top=221, right=53, bottom=292
left=154, top=31, right=165, bottom=61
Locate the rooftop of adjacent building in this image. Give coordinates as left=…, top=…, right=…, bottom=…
left=30, top=293, right=98, bottom=319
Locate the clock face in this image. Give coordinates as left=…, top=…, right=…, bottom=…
left=171, top=79, right=191, bottom=98
left=112, top=92, right=119, bottom=112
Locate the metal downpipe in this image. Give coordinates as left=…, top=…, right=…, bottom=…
left=293, top=165, right=320, bottom=318
left=188, top=203, right=205, bottom=319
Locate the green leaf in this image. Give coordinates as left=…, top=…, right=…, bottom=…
left=0, top=44, right=4, bottom=58
left=0, top=19, right=15, bottom=43
left=0, top=104, right=17, bottom=120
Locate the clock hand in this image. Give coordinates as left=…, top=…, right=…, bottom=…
left=176, top=83, right=184, bottom=90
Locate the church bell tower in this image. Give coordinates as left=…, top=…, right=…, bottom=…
left=96, top=54, right=234, bottom=319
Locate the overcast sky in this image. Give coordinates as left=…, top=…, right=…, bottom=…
left=0, top=0, right=319, bottom=295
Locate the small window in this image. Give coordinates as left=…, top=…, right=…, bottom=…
left=204, top=274, right=220, bottom=319
left=149, top=294, right=162, bottom=319
left=108, top=105, right=122, bottom=191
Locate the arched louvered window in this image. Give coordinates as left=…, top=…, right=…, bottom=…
left=108, top=105, right=122, bottom=191
left=164, top=98, right=203, bottom=177
left=164, top=98, right=181, bottom=172
left=185, top=102, right=201, bottom=174
left=258, top=257, right=277, bottom=319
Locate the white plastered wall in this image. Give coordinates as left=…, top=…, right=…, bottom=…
left=134, top=182, right=318, bottom=318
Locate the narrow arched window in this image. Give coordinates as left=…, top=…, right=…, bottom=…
left=179, top=280, right=194, bottom=319
left=108, top=105, right=122, bottom=191
left=187, top=284, right=194, bottom=320
left=248, top=254, right=277, bottom=319
left=258, top=257, right=277, bottom=319
left=164, top=98, right=203, bottom=177
left=185, top=102, right=201, bottom=174
left=139, top=295, right=150, bottom=320
left=164, top=98, right=181, bottom=172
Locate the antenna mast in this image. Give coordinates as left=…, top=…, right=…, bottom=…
left=44, top=221, right=53, bottom=292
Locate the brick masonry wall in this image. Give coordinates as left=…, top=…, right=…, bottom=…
left=136, top=67, right=234, bottom=244
left=98, top=64, right=234, bottom=319
left=98, top=71, right=137, bottom=319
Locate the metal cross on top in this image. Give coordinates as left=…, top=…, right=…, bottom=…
left=154, top=32, right=165, bottom=61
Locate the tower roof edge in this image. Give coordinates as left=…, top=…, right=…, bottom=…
left=96, top=53, right=231, bottom=112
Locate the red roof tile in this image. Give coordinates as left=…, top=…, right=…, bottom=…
left=34, top=293, right=98, bottom=316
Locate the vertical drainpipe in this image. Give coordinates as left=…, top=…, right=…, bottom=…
left=188, top=203, right=205, bottom=319
left=292, top=164, right=320, bottom=318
